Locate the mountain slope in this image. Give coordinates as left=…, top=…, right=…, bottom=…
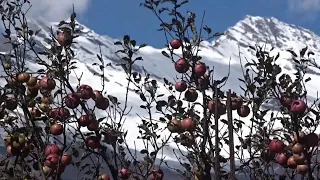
left=1, top=15, right=320, bottom=179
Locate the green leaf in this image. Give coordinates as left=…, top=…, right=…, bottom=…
left=161, top=51, right=170, bottom=58
left=139, top=43, right=147, bottom=49
left=114, top=41, right=122, bottom=45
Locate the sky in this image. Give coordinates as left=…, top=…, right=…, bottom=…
left=24, top=0, right=320, bottom=48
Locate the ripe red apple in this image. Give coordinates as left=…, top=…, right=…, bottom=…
left=85, top=136, right=100, bottom=149
left=45, top=153, right=59, bottom=168
left=175, top=81, right=187, bottom=92
left=287, top=156, right=297, bottom=169
left=39, top=77, right=56, bottom=90
left=207, top=100, right=226, bottom=116
left=170, top=39, right=182, bottom=49
left=28, top=107, right=41, bottom=118
left=87, top=120, right=99, bottom=131
left=77, top=84, right=94, bottom=100
left=269, top=139, right=285, bottom=153
left=79, top=114, right=94, bottom=127
left=50, top=123, right=63, bottom=136
left=184, top=89, right=198, bottom=102
left=181, top=117, right=195, bottom=131
left=64, top=93, right=80, bottom=109
left=92, top=90, right=103, bottom=100
left=174, top=58, right=189, bottom=73
left=61, top=153, right=72, bottom=166
left=167, top=119, right=182, bottom=133
left=98, top=174, right=110, bottom=180
left=49, top=107, right=70, bottom=122
left=290, top=100, right=307, bottom=114
left=237, top=105, right=250, bottom=117
left=149, top=168, right=164, bottom=180
left=276, top=153, right=288, bottom=166
left=45, top=144, right=61, bottom=156
left=193, top=62, right=206, bottom=77
left=305, top=133, right=319, bottom=147
left=118, top=168, right=131, bottom=179
left=95, top=98, right=109, bottom=110
left=57, top=32, right=72, bottom=46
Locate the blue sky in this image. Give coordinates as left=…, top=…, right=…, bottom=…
left=32, top=0, right=320, bottom=48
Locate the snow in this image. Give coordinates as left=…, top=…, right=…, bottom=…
left=1, top=15, right=320, bottom=179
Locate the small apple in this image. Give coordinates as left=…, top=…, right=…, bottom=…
left=181, top=117, right=195, bottom=131
left=87, top=120, right=99, bottom=131
left=92, top=90, right=103, bottom=100
left=95, top=98, right=109, bottom=110
left=50, top=107, right=70, bottom=122
left=50, top=123, right=63, bottom=136
left=167, top=119, right=182, bottom=133
left=77, top=84, right=94, bottom=100
left=98, top=174, right=110, bottom=180
left=45, top=153, right=59, bottom=168
left=64, top=93, right=81, bottom=109
left=290, top=100, right=307, bottom=114
left=293, top=153, right=306, bottom=165
left=184, top=88, right=198, bottom=102
left=61, top=153, right=72, bottom=166
left=291, top=143, right=304, bottom=154
left=45, top=144, right=61, bottom=156
left=193, top=62, right=206, bottom=77
left=237, top=105, right=250, bottom=117
left=39, top=77, right=56, bottom=90
left=276, top=153, right=288, bottom=166
left=149, top=168, right=164, bottom=180
left=118, top=168, right=131, bottom=179
left=296, top=164, right=308, bottom=174
left=175, top=81, right=187, bottom=92
left=85, top=136, right=100, bottom=149
left=17, top=72, right=30, bottom=83
left=26, top=76, right=37, bottom=87
left=287, top=156, right=297, bottom=169
left=269, top=139, right=285, bottom=153
left=174, top=58, right=189, bottom=73
left=170, top=39, right=182, bottom=49
left=79, top=114, right=94, bottom=127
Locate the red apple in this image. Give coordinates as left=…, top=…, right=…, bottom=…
left=85, top=136, right=100, bottom=149
left=269, top=139, right=285, bottom=153
left=118, top=168, right=131, bottom=179
left=45, top=153, right=59, bottom=168
left=237, top=105, right=250, bottom=117
left=181, top=117, right=195, bottom=131
left=87, top=120, right=99, bottom=131
left=170, top=39, right=182, bottom=49
left=50, top=107, right=70, bottom=122
left=287, top=156, right=297, bottom=169
left=79, top=114, right=94, bottom=127
left=193, top=62, right=206, bottom=77
left=92, top=90, right=103, bottom=100
left=174, top=58, right=189, bottom=73
left=290, top=100, right=307, bottom=114
left=149, top=168, right=164, bottom=180
left=167, top=119, right=182, bottom=133
left=39, top=77, right=56, bottom=90
left=95, top=98, right=109, bottom=110
left=61, top=153, right=72, bottom=166
left=57, top=31, right=72, bottom=46
left=77, top=84, right=93, bottom=100
left=50, top=123, right=63, bottom=136
left=45, top=144, right=61, bottom=156
left=277, top=153, right=288, bottom=166
left=64, top=93, right=80, bottom=109
left=292, top=143, right=304, bottom=154
left=184, top=89, right=198, bottom=102
left=175, top=81, right=187, bottom=92
left=207, top=100, right=226, bottom=116
left=98, top=174, right=110, bottom=180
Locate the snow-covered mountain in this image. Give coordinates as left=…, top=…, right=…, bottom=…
left=1, top=15, right=320, bottom=179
